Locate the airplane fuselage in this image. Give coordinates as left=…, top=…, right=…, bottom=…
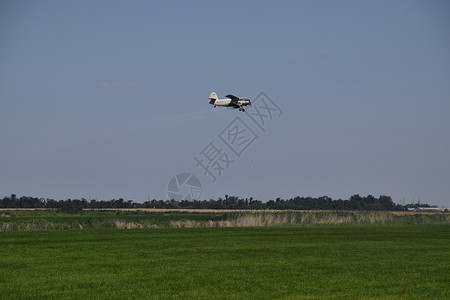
left=212, top=98, right=251, bottom=107
left=208, top=92, right=251, bottom=112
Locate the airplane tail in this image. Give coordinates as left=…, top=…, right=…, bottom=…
left=208, top=92, right=218, bottom=104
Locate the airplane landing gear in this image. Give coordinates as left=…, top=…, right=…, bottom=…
left=239, top=107, right=245, bottom=112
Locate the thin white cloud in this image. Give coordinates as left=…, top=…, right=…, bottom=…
left=336, top=78, right=359, bottom=84
left=99, top=83, right=140, bottom=90
left=284, top=57, right=296, bottom=64
left=306, top=51, right=338, bottom=60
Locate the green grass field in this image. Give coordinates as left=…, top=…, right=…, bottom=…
left=1, top=223, right=449, bottom=299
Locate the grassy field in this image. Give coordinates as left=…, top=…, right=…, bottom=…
left=0, top=222, right=449, bottom=299
left=1, top=209, right=449, bottom=231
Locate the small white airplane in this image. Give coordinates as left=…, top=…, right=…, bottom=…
left=208, top=92, right=251, bottom=112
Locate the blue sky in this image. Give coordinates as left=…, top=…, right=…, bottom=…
left=1, top=0, right=449, bottom=206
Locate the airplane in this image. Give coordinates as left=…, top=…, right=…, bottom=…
left=208, top=92, right=251, bottom=112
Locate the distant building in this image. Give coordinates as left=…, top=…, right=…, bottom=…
left=414, top=207, right=445, bottom=212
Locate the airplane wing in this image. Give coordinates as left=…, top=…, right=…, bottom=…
left=225, top=94, right=240, bottom=104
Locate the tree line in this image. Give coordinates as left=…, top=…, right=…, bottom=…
left=0, top=194, right=432, bottom=211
